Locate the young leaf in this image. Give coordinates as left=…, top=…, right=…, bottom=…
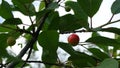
left=77, top=0, right=103, bottom=17
left=39, top=1, right=45, bottom=11
left=111, top=0, right=120, bottom=14
left=0, top=0, right=13, bottom=19
left=96, top=58, right=118, bottom=68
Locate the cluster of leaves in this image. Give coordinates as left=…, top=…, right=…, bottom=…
left=0, top=0, right=120, bottom=68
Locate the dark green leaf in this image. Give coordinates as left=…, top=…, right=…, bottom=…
left=86, top=36, right=120, bottom=47
left=0, top=25, right=17, bottom=32
left=69, top=51, right=96, bottom=67
left=0, top=0, right=13, bottom=19
left=38, top=30, right=59, bottom=63
left=59, top=42, right=76, bottom=55
left=59, top=14, right=82, bottom=32
left=3, top=18, right=22, bottom=25
left=100, top=27, right=120, bottom=35
left=92, top=32, right=101, bottom=37
left=77, top=0, right=103, bottom=17
left=0, top=34, right=10, bottom=57
left=36, top=10, right=50, bottom=25
left=47, top=2, right=59, bottom=10
left=88, top=48, right=110, bottom=61
left=96, top=58, right=118, bottom=68
left=12, top=0, right=35, bottom=16
left=65, top=1, right=89, bottom=29
left=111, top=0, right=120, bottom=14
left=47, top=11, right=60, bottom=30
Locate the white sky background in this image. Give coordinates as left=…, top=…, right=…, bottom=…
left=0, top=0, right=120, bottom=67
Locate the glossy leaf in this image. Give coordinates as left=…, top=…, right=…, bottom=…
left=100, top=27, right=120, bottom=35
left=111, top=0, right=120, bottom=14
left=96, top=58, right=118, bottom=68
left=3, top=18, right=22, bottom=25
left=59, top=14, right=82, bottom=32
left=0, top=0, right=13, bottom=19
left=12, top=0, right=35, bottom=16
left=77, top=0, right=103, bottom=17
left=38, top=30, right=59, bottom=63
left=65, top=1, right=89, bottom=29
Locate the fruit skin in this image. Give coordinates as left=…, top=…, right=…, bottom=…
left=65, top=6, right=71, bottom=12
left=68, top=33, right=79, bottom=46
left=7, top=36, right=16, bottom=46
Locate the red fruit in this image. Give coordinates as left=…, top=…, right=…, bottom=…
left=68, top=33, right=80, bottom=46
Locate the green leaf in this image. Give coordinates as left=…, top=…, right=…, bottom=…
left=96, top=58, right=118, bottom=68
left=77, top=0, right=103, bottom=17
left=92, top=32, right=101, bottom=37
left=0, top=25, right=17, bottom=32
left=86, top=36, right=120, bottom=47
left=59, top=42, right=76, bottom=55
left=47, top=11, right=60, bottom=30
left=38, top=30, right=59, bottom=63
left=12, top=0, right=35, bottom=16
left=65, top=1, right=89, bottom=29
left=0, top=0, right=13, bottom=19
left=0, top=34, right=10, bottom=57
left=69, top=51, right=96, bottom=67
left=47, top=2, right=59, bottom=10
left=59, top=14, right=82, bottom=32
left=88, top=48, right=110, bottom=61
left=59, top=42, right=96, bottom=67
left=100, top=27, right=120, bottom=35
left=3, top=18, right=22, bottom=25
left=111, top=0, right=120, bottom=14
left=39, top=1, right=45, bottom=11
left=36, top=10, right=50, bottom=25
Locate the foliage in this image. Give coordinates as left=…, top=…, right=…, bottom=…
left=0, top=0, right=120, bottom=68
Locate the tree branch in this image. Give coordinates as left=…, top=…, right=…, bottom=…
left=6, top=12, right=49, bottom=68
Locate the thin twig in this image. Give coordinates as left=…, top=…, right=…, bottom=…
left=90, top=17, right=93, bottom=29
left=0, top=25, right=32, bottom=35
left=98, top=14, right=114, bottom=28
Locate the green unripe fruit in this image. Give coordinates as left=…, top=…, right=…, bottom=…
left=65, top=6, right=71, bottom=12
left=7, top=36, right=16, bottom=46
